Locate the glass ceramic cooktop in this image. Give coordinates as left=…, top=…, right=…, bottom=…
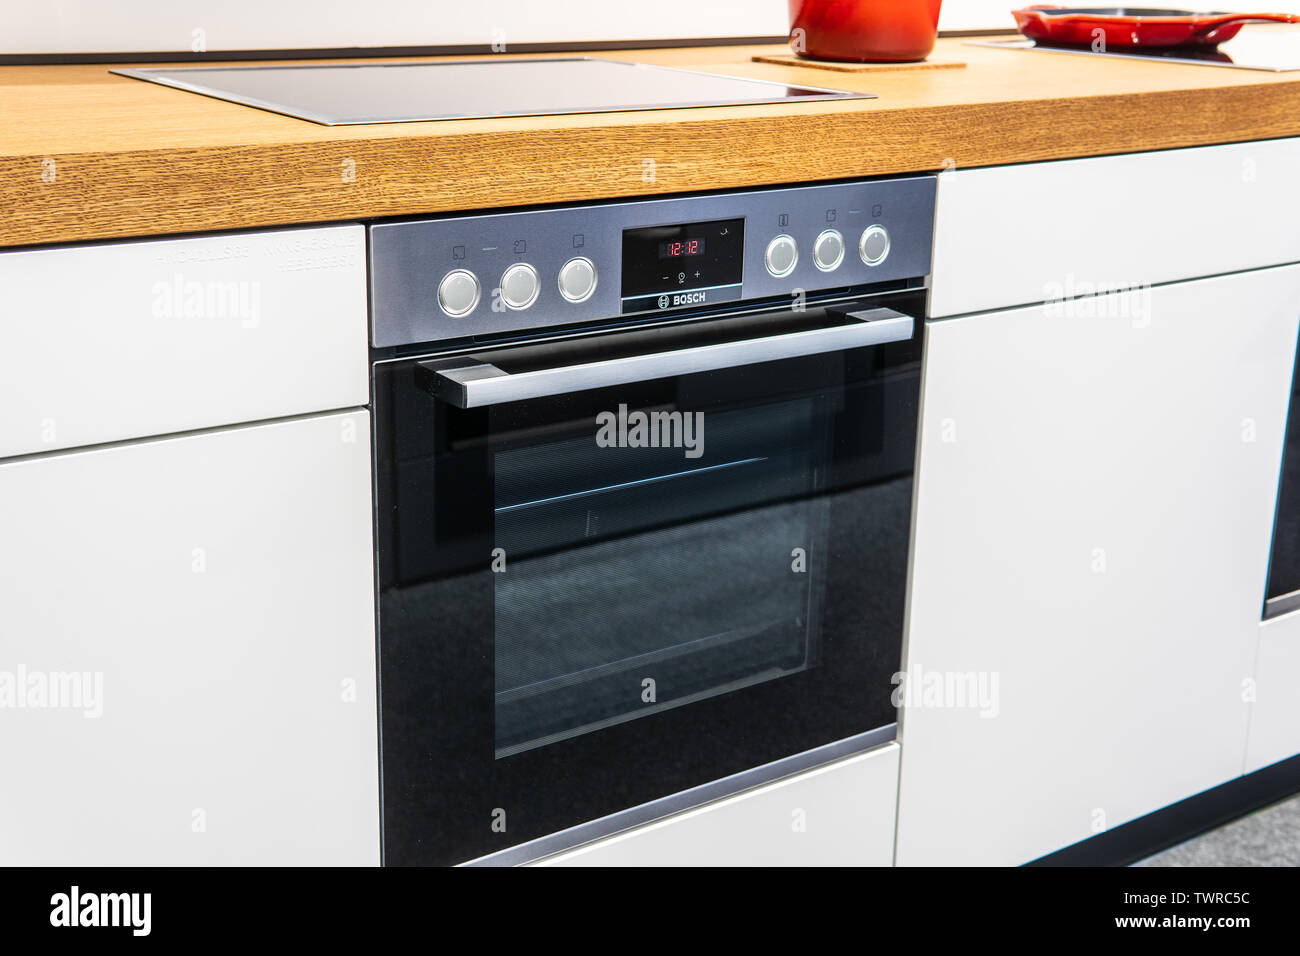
left=110, top=57, right=871, bottom=125
left=973, top=27, right=1300, bottom=71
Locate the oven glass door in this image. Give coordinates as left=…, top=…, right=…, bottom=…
left=374, top=299, right=922, bottom=865
left=493, top=391, right=831, bottom=757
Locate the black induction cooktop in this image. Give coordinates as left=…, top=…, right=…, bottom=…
left=111, top=57, right=871, bottom=125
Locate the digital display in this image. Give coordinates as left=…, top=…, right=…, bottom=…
left=622, top=218, right=745, bottom=311
left=659, top=237, right=706, bottom=259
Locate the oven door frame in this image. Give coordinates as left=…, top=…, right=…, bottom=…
left=373, top=296, right=924, bottom=866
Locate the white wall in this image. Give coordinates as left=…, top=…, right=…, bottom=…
left=4, top=0, right=1018, bottom=55
left=8, top=0, right=775, bottom=54
left=940, top=1, right=1017, bottom=32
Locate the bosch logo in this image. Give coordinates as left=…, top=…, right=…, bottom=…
left=655, top=291, right=707, bottom=309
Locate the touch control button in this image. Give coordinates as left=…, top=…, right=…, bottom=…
left=437, top=269, right=481, bottom=317
left=500, top=263, right=540, bottom=310
left=813, top=229, right=845, bottom=272
left=765, top=235, right=798, bottom=278
left=859, top=224, right=891, bottom=266
left=558, top=256, right=598, bottom=303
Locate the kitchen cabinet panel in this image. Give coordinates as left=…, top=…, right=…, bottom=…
left=1247, top=610, right=1300, bottom=772
left=0, top=411, right=379, bottom=865
left=897, top=266, right=1300, bottom=865
left=0, top=224, right=366, bottom=459
left=931, top=138, right=1300, bottom=317
left=535, top=743, right=899, bottom=867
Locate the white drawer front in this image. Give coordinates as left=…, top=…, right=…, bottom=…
left=931, top=138, right=1300, bottom=317
left=0, top=225, right=367, bottom=459
left=0, top=412, right=378, bottom=865
left=536, top=743, right=899, bottom=866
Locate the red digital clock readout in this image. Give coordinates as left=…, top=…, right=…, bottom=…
left=658, top=237, right=706, bottom=259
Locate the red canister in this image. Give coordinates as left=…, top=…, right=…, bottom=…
left=789, top=0, right=944, bottom=62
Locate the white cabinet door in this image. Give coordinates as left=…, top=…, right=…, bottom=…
left=896, top=266, right=1300, bottom=866
left=536, top=743, right=900, bottom=867
left=1247, top=611, right=1300, bottom=772
left=0, top=225, right=367, bottom=459
left=0, top=411, right=378, bottom=865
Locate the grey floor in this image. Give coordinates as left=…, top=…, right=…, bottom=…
left=1135, top=794, right=1300, bottom=866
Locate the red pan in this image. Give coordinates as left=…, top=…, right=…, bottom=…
left=1011, top=6, right=1300, bottom=47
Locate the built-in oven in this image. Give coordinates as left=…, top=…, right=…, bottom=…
left=368, top=176, right=936, bottom=865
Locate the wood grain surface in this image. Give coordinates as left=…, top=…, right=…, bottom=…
left=3, top=31, right=1300, bottom=248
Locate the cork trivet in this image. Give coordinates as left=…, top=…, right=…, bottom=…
left=752, top=53, right=967, bottom=71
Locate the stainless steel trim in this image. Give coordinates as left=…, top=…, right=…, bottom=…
left=428, top=306, right=914, bottom=408
left=374, top=285, right=925, bottom=366
left=1265, top=590, right=1300, bottom=620
left=461, top=725, right=898, bottom=866
left=619, top=280, right=743, bottom=313
left=370, top=176, right=935, bottom=347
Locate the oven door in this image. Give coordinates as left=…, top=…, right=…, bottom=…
left=373, top=297, right=923, bottom=865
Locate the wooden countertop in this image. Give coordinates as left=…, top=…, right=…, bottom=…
left=4, top=30, right=1300, bottom=248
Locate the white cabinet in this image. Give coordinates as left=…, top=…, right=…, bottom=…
left=896, top=266, right=1300, bottom=865
left=0, top=411, right=379, bottom=865
left=536, top=743, right=900, bottom=866
left=0, top=225, right=367, bottom=459
left=1247, top=610, right=1300, bottom=772
left=930, top=138, right=1300, bottom=318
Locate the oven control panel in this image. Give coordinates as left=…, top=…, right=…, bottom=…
left=369, top=176, right=936, bottom=348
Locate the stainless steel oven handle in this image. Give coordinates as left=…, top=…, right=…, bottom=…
left=424, top=307, right=913, bottom=409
